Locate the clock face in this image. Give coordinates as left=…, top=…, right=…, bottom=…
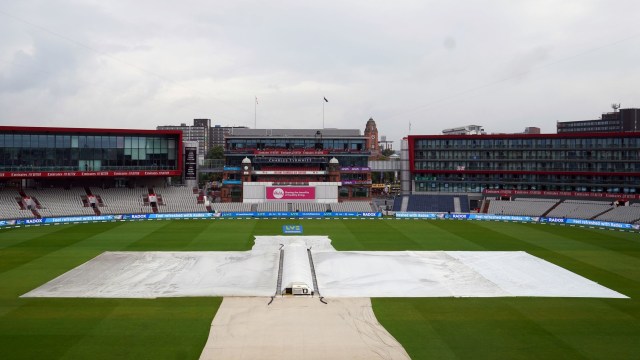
left=243, top=166, right=248, bottom=170
left=371, top=135, right=375, bottom=139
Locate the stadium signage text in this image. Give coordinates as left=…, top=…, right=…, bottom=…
left=1, top=170, right=181, bottom=178
left=254, top=150, right=328, bottom=155
left=266, top=186, right=315, bottom=200
left=340, top=167, right=371, bottom=171
left=282, top=225, right=304, bottom=234
left=253, top=170, right=326, bottom=175
left=483, top=189, right=640, bottom=200
left=341, top=180, right=372, bottom=185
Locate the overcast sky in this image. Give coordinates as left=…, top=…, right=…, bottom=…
left=1, top=0, right=639, bottom=147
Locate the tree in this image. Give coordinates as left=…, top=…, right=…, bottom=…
left=382, top=148, right=395, bottom=157
left=206, top=145, right=224, bottom=159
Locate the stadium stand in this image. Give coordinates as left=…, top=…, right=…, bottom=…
left=151, top=186, right=207, bottom=213
left=594, top=203, right=640, bottom=223
left=292, top=202, right=329, bottom=212
left=0, top=189, right=35, bottom=220
left=487, top=198, right=558, bottom=217
left=545, top=199, right=613, bottom=219
left=391, top=196, right=404, bottom=211
left=329, top=202, right=374, bottom=212
left=30, top=188, right=96, bottom=218
left=404, top=195, right=470, bottom=213
left=210, top=202, right=252, bottom=213
left=256, top=202, right=289, bottom=212
left=4, top=185, right=640, bottom=226
left=96, top=188, right=154, bottom=215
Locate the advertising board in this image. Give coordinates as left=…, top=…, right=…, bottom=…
left=266, top=186, right=315, bottom=200
left=184, top=147, right=197, bottom=180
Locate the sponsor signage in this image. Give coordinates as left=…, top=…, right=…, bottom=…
left=341, top=180, right=372, bottom=185
left=0, top=170, right=181, bottom=178
left=12, top=215, right=116, bottom=225
left=253, top=157, right=325, bottom=164
left=220, top=212, right=382, bottom=218
left=0, top=220, right=16, bottom=227
left=184, top=147, right=197, bottom=180
left=253, top=170, right=326, bottom=175
left=564, top=218, right=632, bottom=229
left=222, top=180, right=242, bottom=185
left=540, top=217, right=566, bottom=224
left=340, top=167, right=371, bottom=171
left=394, top=213, right=535, bottom=222
left=395, top=212, right=438, bottom=219
left=467, top=214, right=534, bottom=222
left=266, top=186, right=315, bottom=200
left=123, top=213, right=215, bottom=220
left=483, top=189, right=640, bottom=200
left=282, top=225, right=303, bottom=234
left=254, top=150, right=328, bottom=155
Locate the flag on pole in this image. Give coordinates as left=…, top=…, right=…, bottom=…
left=255, top=96, right=258, bottom=104
left=324, top=97, right=328, bottom=102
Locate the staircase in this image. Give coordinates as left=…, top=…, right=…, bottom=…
left=15, top=197, right=26, bottom=210
left=590, top=207, right=614, bottom=220
left=31, top=209, right=42, bottom=219
left=481, top=199, right=490, bottom=213
left=453, top=197, right=462, bottom=212
left=400, top=196, right=409, bottom=212
left=542, top=199, right=564, bottom=217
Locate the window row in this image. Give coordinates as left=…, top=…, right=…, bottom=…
left=414, top=137, right=639, bottom=150
left=0, top=134, right=176, bottom=150
left=0, top=148, right=178, bottom=171
left=228, top=139, right=367, bottom=150
left=413, top=182, right=638, bottom=194
left=413, top=161, right=640, bottom=172
left=413, top=150, right=640, bottom=161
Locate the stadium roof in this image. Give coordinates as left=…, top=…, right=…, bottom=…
left=227, top=128, right=361, bottom=137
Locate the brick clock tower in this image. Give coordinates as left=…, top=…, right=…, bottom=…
left=364, top=118, right=380, bottom=159
left=241, top=157, right=252, bottom=183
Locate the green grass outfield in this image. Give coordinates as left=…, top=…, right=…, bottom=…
left=1, top=218, right=639, bottom=359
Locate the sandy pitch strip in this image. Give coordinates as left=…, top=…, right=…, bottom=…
left=199, top=297, right=410, bottom=360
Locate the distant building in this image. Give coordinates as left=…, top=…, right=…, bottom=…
left=406, top=132, right=640, bottom=196
left=157, top=119, right=210, bottom=163
left=442, top=125, right=485, bottom=135
left=0, top=126, right=182, bottom=188
left=364, top=118, right=380, bottom=159
left=523, top=127, right=540, bottom=134
left=222, top=126, right=372, bottom=202
left=378, top=135, right=393, bottom=152
left=210, top=125, right=248, bottom=150
left=557, top=107, right=640, bottom=133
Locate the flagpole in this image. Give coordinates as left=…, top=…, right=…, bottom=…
left=254, top=96, right=257, bottom=129
left=322, top=97, right=328, bottom=129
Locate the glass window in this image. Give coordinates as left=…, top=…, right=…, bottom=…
left=54, top=135, right=63, bottom=148
left=13, top=134, right=21, bottom=147
left=138, top=137, right=146, bottom=150
left=71, top=136, right=78, bottom=148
